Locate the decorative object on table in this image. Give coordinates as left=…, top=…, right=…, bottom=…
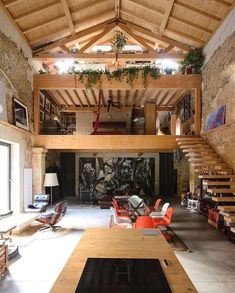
left=204, top=105, right=226, bottom=132
left=12, top=97, right=29, bottom=131
left=44, top=173, right=59, bottom=207
left=180, top=48, right=205, bottom=74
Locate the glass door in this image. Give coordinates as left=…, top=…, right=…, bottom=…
left=0, top=142, right=11, bottom=215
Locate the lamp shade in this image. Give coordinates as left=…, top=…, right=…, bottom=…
left=44, top=173, right=59, bottom=187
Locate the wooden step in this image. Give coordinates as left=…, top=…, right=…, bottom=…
left=183, top=148, right=215, bottom=153
left=191, top=163, right=227, bottom=168
left=218, top=206, right=235, bottom=212
left=224, top=215, right=235, bottom=223
left=188, top=158, right=223, bottom=164
left=203, top=181, right=235, bottom=186
left=230, top=227, right=235, bottom=233
left=176, top=137, right=203, bottom=142
left=212, top=196, right=235, bottom=202
left=195, top=168, right=232, bottom=174
left=186, top=153, right=219, bottom=158
left=180, top=144, right=210, bottom=149
left=208, top=189, right=235, bottom=193
left=198, top=175, right=235, bottom=179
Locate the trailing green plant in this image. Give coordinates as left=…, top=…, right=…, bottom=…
left=111, top=30, right=128, bottom=53
left=180, top=49, right=205, bottom=74
left=72, top=66, right=161, bottom=90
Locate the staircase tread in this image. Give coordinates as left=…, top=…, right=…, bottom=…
left=208, top=189, right=235, bottom=193
left=212, top=196, right=235, bottom=202
left=199, top=175, right=235, bottom=179
left=218, top=206, right=235, bottom=212
left=203, top=181, right=235, bottom=186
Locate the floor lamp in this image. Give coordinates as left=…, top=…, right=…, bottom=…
left=44, top=173, right=59, bottom=207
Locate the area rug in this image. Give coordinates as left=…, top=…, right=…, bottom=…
left=109, top=216, right=190, bottom=252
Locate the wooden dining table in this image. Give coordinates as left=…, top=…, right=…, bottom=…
left=50, top=228, right=197, bottom=293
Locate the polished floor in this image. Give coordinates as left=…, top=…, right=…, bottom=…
left=0, top=197, right=235, bottom=293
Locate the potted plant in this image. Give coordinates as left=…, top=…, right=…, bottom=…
left=180, top=49, right=205, bottom=74
left=111, top=30, right=128, bottom=53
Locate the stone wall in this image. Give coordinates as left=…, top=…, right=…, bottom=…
left=174, top=152, right=189, bottom=195
left=202, top=32, right=235, bottom=172
left=0, top=31, right=33, bottom=131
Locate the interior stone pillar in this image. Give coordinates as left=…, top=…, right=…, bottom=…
left=170, top=113, right=177, bottom=135
left=32, top=147, right=47, bottom=195
left=189, top=164, right=200, bottom=193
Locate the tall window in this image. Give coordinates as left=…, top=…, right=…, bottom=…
left=0, top=142, right=11, bottom=215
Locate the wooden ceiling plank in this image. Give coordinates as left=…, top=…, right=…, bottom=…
left=65, top=90, right=77, bottom=106
left=56, top=90, right=69, bottom=106
left=14, top=0, right=61, bottom=21
left=170, top=15, right=213, bottom=34
left=157, top=90, right=169, bottom=105
left=160, top=0, right=175, bottom=34
left=170, top=89, right=189, bottom=105
left=91, top=90, right=98, bottom=105
left=0, top=0, right=30, bottom=45
left=73, top=89, right=83, bottom=106
left=163, top=89, right=178, bottom=106
left=62, top=89, right=74, bottom=105
left=78, top=23, right=116, bottom=53
left=46, top=90, right=60, bottom=106
left=115, top=0, right=120, bottom=19
left=119, top=19, right=190, bottom=51
left=127, top=0, right=164, bottom=16
left=175, top=0, right=222, bottom=21
left=60, top=0, right=75, bottom=35
left=34, top=19, right=115, bottom=52
left=165, top=27, right=205, bottom=44
left=22, top=14, right=65, bottom=34
left=82, top=90, right=91, bottom=107
left=212, top=0, right=232, bottom=7
left=118, top=23, right=154, bottom=50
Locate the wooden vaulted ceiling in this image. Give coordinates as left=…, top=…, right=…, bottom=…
left=1, top=0, right=234, bottom=59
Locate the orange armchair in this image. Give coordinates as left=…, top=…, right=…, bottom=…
left=152, top=207, right=174, bottom=228
left=112, top=198, right=129, bottom=217
left=134, top=216, right=155, bottom=228
left=150, top=198, right=162, bottom=212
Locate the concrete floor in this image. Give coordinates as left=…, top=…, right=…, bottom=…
left=0, top=197, right=235, bottom=293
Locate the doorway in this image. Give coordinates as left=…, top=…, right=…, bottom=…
left=159, top=153, right=174, bottom=197
left=60, top=153, right=75, bottom=198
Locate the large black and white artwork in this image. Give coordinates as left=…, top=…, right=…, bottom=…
left=79, top=157, right=155, bottom=200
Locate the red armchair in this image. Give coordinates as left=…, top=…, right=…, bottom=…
left=150, top=198, right=162, bottom=212
left=112, top=198, right=129, bottom=217
left=134, top=216, right=155, bottom=228
left=152, top=207, right=174, bottom=228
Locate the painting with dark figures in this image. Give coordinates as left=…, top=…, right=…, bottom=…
left=79, top=157, right=155, bottom=200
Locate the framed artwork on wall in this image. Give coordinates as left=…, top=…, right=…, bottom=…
left=40, top=92, right=45, bottom=108
left=45, top=98, right=51, bottom=112
left=13, top=97, right=29, bottom=131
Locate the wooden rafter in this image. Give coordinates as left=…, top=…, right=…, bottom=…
left=170, top=89, right=189, bottom=105
left=100, top=89, right=105, bottom=106
left=61, top=106, right=132, bottom=113
left=165, top=27, right=205, bottom=44
left=71, top=0, right=109, bottom=14
left=22, top=14, right=65, bottom=34
left=160, top=0, right=175, bottom=34
left=157, top=90, right=169, bottom=105
left=60, top=45, right=71, bottom=54
left=118, top=23, right=154, bottom=50
left=14, top=0, right=60, bottom=21
left=162, top=45, right=174, bottom=53
left=56, top=90, right=69, bottom=106
left=119, top=19, right=190, bottom=51
left=175, top=0, right=222, bottom=21
left=212, top=0, right=232, bottom=6
left=124, top=90, right=129, bottom=107
left=128, top=0, right=164, bottom=17
left=60, top=0, right=75, bottom=35
left=163, top=89, right=178, bottom=105
left=78, top=23, right=116, bottom=53
left=34, top=19, right=115, bottom=52
left=73, top=89, right=83, bottom=106
left=82, top=90, right=91, bottom=106
left=91, top=90, right=97, bottom=105
left=65, top=90, right=77, bottom=106
left=115, top=0, right=120, bottom=19
left=4, top=0, right=23, bottom=7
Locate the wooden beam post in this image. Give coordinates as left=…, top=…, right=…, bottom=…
left=144, top=100, right=156, bottom=135
left=34, top=88, right=40, bottom=135
left=194, top=87, right=201, bottom=135
left=170, top=113, right=177, bottom=135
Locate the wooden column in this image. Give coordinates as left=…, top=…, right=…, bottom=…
left=32, top=147, right=47, bottom=195
left=34, top=88, right=40, bottom=135
left=170, top=113, right=177, bottom=135
left=144, top=101, right=156, bottom=134
left=194, top=87, right=201, bottom=135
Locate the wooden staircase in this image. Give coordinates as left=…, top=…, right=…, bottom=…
left=176, top=137, right=235, bottom=228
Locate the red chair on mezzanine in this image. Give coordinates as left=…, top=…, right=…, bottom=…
left=152, top=207, right=174, bottom=228
left=150, top=198, right=162, bottom=212
left=112, top=198, right=129, bottom=217
left=134, top=216, right=155, bottom=228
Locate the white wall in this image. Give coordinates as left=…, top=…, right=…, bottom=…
left=203, top=7, right=235, bottom=64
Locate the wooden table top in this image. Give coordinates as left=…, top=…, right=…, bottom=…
left=50, top=228, right=197, bottom=293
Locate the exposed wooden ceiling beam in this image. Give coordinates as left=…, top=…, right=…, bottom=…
left=165, top=27, right=205, bottom=45
left=34, top=52, right=186, bottom=61
left=14, top=1, right=60, bottom=21
left=128, top=0, right=164, bottom=17
left=175, top=0, right=222, bottom=21
left=60, top=0, right=75, bottom=35
left=60, top=45, right=71, bottom=54
left=212, top=0, right=232, bottom=7
left=78, top=23, right=116, bottom=53
left=71, top=0, right=109, bottom=13
left=74, top=89, right=84, bottom=106
left=170, top=89, right=189, bottom=105
left=156, top=106, right=175, bottom=111
left=160, top=0, right=175, bottom=34
left=22, top=14, right=65, bottom=34
left=56, top=90, right=69, bottom=106
left=119, top=19, right=191, bottom=51
left=162, top=44, right=174, bottom=53
left=60, top=106, right=132, bottom=113
left=0, top=0, right=30, bottom=46
left=115, top=0, right=120, bottom=19
left=82, top=90, right=91, bottom=107
left=91, top=90, right=98, bottom=105
left=33, top=19, right=115, bottom=51
left=124, top=90, right=129, bottom=107
left=4, top=0, right=24, bottom=7
left=118, top=23, right=154, bottom=51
